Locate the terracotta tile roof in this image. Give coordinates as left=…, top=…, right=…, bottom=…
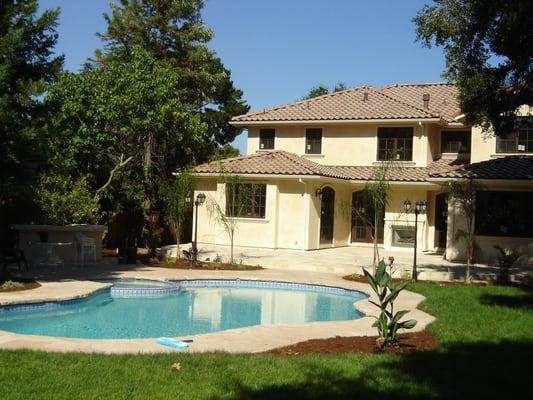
left=231, top=82, right=460, bottom=123
left=428, top=156, right=533, bottom=180
left=193, top=151, right=468, bottom=182
left=193, top=150, right=349, bottom=179
left=379, top=83, right=461, bottom=122
left=332, top=165, right=428, bottom=182
left=232, top=85, right=438, bottom=122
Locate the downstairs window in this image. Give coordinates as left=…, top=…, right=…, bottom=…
left=226, top=183, right=267, bottom=219
left=475, top=191, right=533, bottom=237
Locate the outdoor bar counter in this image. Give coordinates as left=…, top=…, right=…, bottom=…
left=11, top=224, right=106, bottom=266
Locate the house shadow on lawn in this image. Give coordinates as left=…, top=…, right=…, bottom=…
left=218, top=341, right=533, bottom=400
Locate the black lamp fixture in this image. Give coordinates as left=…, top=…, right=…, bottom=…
left=192, top=192, right=206, bottom=262
left=315, top=188, right=323, bottom=200
left=403, top=198, right=428, bottom=281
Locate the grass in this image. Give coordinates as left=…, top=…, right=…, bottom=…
left=1, top=283, right=532, bottom=399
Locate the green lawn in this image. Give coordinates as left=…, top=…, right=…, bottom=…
left=1, top=283, right=532, bottom=399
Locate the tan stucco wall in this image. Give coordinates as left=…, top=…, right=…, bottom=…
left=248, top=123, right=435, bottom=167
left=195, top=178, right=311, bottom=251
left=470, top=126, right=495, bottom=163
left=383, top=188, right=430, bottom=250
left=195, top=178, right=532, bottom=266
left=276, top=180, right=307, bottom=249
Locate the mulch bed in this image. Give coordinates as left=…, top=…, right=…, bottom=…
left=145, top=259, right=264, bottom=271
left=102, top=248, right=264, bottom=271
left=0, top=280, right=41, bottom=293
left=267, top=331, right=438, bottom=355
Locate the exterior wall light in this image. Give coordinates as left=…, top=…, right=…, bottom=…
left=192, top=192, right=206, bottom=262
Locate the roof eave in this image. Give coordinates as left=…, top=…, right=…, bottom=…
left=427, top=177, right=533, bottom=185
left=230, top=118, right=446, bottom=127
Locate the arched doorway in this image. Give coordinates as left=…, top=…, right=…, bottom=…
left=351, top=191, right=384, bottom=243
left=319, top=187, right=335, bottom=245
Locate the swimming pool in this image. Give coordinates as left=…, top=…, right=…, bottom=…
left=0, top=279, right=367, bottom=339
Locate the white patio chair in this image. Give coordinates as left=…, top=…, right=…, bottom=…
left=75, top=233, right=96, bottom=266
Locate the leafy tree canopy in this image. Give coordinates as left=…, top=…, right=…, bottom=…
left=209, top=144, right=240, bottom=161
left=415, top=0, right=533, bottom=135
left=46, top=47, right=206, bottom=217
left=0, top=0, right=63, bottom=206
left=303, top=82, right=348, bottom=99
left=95, top=0, right=249, bottom=147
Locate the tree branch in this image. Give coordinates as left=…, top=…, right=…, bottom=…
left=94, top=153, right=133, bottom=201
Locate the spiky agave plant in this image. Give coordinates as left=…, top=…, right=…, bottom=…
left=363, top=260, right=417, bottom=347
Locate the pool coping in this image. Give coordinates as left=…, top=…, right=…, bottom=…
left=0, top=269, right=435, bottom=354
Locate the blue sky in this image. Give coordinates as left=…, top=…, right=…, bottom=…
left=39, top=0, right=446, bottom=153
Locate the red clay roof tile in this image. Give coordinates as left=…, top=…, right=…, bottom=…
left=232, top=83, right=459, bottom=123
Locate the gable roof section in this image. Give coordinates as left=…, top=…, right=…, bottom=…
left=379, top=83, right=461, bottom=122
left=428, top=156, right=533, bottom=180
left=193, top=150, right=348, bottom=179
left=232, top=85, right=439, bottom=123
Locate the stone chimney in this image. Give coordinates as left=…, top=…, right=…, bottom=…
left=363, top=91, right=369, bottom=101
left=423, top=93, right=430, bottom=109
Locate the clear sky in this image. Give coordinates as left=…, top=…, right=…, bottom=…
left=39, top=0, right=446, bottom=154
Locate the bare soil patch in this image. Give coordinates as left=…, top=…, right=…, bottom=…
left=267, top=331, right=438, bottom=355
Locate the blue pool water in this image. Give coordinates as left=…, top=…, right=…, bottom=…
left=0, top=280, right=366, bottom=339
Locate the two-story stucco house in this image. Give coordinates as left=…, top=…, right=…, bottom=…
left=192, top=83, right=533, bottom=264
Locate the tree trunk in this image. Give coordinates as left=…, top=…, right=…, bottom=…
left=175, top=221, right=181, bottom=261
left=230, top=229, right=234, bottom=265
left=466, top=243, right=473, bottom=283
left=372, top=212, right=380, bottom=274
left=143, top=134, right=154, bottom=247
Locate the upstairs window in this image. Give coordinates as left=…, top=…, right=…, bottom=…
left=377, top=127, right=413, bottom=161
left=226, top=183, right=266, bottom=219
left=259, top=129, right=275, bottom=150
left=441, top=131, right=470, bottom=153
left=496, top=120, right=533, bottom=153
left=305, top=128, right=322, bottom=154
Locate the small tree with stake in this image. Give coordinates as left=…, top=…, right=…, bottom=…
left=207, top=171, right=257, bottom=265
left=448, top=179, right=479, bottom=283
left=162, top=170, right=195, bottom=261
left=353, top=155, right=395, bottom=272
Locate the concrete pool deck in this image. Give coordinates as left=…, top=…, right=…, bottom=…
left=0, top=267, right=434, bottom=354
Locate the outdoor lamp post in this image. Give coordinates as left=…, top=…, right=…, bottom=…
left=192, top=193, right=206, bottom=262
left=403, top=199, right=427, bottom=281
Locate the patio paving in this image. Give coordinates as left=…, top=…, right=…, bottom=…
left=168, top=243, right=531, bottom=282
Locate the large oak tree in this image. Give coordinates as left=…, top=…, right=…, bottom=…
left=414, top=0, right=533, bottom=135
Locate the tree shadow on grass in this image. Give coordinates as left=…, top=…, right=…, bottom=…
left=480, top=290, right=533, bottom=310
left=217, top=341, right=533, bottom=400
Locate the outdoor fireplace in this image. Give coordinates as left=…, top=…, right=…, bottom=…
left=392, top=226, right=416, bottom=247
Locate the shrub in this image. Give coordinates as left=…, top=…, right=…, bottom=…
left=493, top=245, right=521, bottom=284
left=1, top=280, right=24, bottom=289
left=363, top=259, right=417, bottom=348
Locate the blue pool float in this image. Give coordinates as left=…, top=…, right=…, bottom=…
left=156, top=337, right=189, bottom=349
